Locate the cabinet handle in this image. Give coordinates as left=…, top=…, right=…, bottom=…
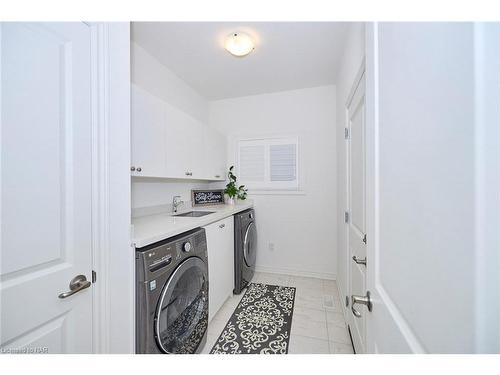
left=219, top=224, right=225, bottom=229
left=136, top=167, right=142, bottom=172
left=185, top=171, right=192, bottom=176
left=215, top=175, right=220, bottom=178
left=130, top=166, right=136, bottom=171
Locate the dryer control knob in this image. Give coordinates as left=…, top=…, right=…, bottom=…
left=183, top=242, right=192, bottom=252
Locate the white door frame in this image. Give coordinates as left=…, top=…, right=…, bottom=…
left=473, top=22, right=500, bottom=353
left=89, top=21, right=110, bottom=354
left=88, top=22, right=132, bottom=354
left=344, top=59, right=366, bottom=352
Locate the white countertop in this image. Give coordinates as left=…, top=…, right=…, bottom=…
left=131, top=201, right=254, bottom=248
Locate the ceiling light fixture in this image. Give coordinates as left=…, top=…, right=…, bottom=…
left=224, top=32, right=254, bottom=57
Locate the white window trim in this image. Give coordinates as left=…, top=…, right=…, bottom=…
left=236, top=136, right=300, bottom=191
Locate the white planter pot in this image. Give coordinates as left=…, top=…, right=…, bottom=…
left=227, top=197, right=235, bottom=205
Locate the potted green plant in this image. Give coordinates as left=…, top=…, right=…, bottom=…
left=224, top=166, right=248, bottom=205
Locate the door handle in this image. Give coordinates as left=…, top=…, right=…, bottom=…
left=351, top=291, right=372, bottom=318
left=352, top=255, right=367, bottom=266
left=58, top=275, right=91, bottom=299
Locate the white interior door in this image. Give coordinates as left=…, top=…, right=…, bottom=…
left=363, top=22, right=498, bottom=353
left=1, top=22, right=93, bottom=353
left=346, top=71, right=367, bottom=354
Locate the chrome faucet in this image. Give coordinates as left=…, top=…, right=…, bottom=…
left=172, top=195, right=184, bottom=213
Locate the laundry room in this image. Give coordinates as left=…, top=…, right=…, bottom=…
left=2, top=2, right=500, bottom=368
left=130, top=22, right=344, bottom=354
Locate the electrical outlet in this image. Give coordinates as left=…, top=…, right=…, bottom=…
left=268, top=243, right=275, bottom=251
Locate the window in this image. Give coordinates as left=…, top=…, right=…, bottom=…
left=237, top=137, right=299, bottom=190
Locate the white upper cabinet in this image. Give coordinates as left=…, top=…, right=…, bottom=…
left=164, top=104, right=205, bottom=179
left=131, top=85, right=166, bottom=177
left=203, top=126, right=227, bottom=180
left=131, top=84, right=226, bottom=180
left=163, top=101, right=192, bottom=178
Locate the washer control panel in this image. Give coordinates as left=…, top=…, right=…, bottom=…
left=136, top=227, right=208, bottom=282
left=148, top=254, right=172, bottom=273
left=182, top=241, right=192, bottom=252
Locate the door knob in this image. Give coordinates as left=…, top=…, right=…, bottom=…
left=352, top=255, right=367, bottom=266
left=351, top=291, right=372, bottom=318
left=58, top=275, right=91, bottom=299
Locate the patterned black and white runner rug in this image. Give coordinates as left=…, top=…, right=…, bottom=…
left=210, top=283, right=296, bottom=354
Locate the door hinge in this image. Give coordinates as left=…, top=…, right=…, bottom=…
left=362, top=234, right=367, bottom=244
left=92, top=270, right=97, bottom=283
left=346, top=295, right=350, bottom=307
left=344, top=211, right=349, bottom=223
left=344, top=128, right=349, bottom=139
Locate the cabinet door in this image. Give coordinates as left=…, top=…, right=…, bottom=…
left=203, top=127, right=227, bottom=180
left=164, top=102, right=190, bottom=178
left=164, top=103, right=204, bottom=179
left=187, top=118, right=205, bottom=178
left=131, top=85, right=165, bottom=177
left=205, top=216, right=235, bottom=321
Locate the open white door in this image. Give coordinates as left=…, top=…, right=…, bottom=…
left=363, top=22, right=500, bottom=353
left=346, top=70, right=367, bottom=354
left=1, top=22, right=93, bottom=353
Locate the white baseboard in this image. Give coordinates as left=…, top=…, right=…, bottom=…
left=255, top=265, right=336, bottom=280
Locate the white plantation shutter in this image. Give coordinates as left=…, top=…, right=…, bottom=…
left=237, top=137, right=298, bottom=190
left=239, top=144, right=265, bottom=181
left=270, top=144, right=297, bottom=181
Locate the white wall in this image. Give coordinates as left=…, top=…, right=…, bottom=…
left=209, top=86, right=337, bottom=279
left=131, top=42, right=208, bottom=123
left=335, top=23, right=365, bottom=301
left=105, top=23, right=133, bottom=353
left=131, top=42, right=211, bottom=210
left=132, top=179, right=210, bottom=212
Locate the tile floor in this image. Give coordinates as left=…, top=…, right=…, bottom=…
left=201, top=272, right=354, bottom=354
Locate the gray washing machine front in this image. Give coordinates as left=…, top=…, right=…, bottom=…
left=136, top=228, right=208, bottom=354
left=234, top=209, right=257, bottom=294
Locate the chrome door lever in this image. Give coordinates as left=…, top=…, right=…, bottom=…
left=352, top=255, right=367, bottom=266
left=58, top=275, right=91, bottom=299
left=351, top=291, right=372, bottom=318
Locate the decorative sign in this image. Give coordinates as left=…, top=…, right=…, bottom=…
left=191, top=189, right=225, bottom=206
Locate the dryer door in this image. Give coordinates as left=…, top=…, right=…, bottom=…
left=155, top=256, right=208, bottom=353
left=243, top=221, right=257, bottom=268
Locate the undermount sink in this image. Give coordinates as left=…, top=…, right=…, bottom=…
left=173, top=211, right=215, bottom=218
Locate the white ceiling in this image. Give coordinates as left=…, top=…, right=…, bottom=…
left=131, top=22, right=351, bottom=100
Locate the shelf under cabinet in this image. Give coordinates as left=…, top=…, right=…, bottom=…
left=131, top=174, right=226, bottom=182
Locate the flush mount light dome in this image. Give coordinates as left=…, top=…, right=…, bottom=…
left=224, top=32, right=254, bottom=57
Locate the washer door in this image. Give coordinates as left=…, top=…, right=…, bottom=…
left=243, top=221, right=257, bottom=268
left=154, top=256, right=208, bottom=354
